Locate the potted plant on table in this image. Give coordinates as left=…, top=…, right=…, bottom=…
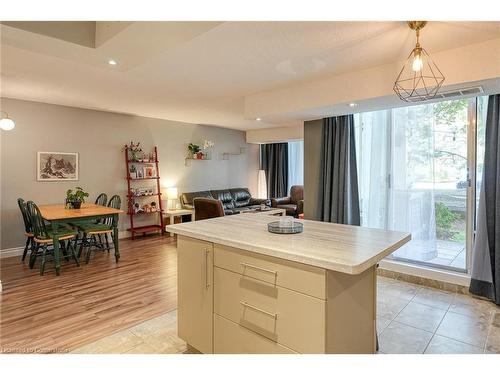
left=66, top=187, right=89, bottom=209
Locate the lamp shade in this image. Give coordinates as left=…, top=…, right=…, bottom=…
left=167, top=187, right=178, bottom=199
left=0, top=117, right=15, bottom=131
left=257, top=170, right=268, bottom=199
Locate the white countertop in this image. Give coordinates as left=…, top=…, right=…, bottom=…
left=166, top=215, right=411, bottom=274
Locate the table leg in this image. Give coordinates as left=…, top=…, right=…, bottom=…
left=51, top=220, right=61, bottom=276
left=113, top=214, right=120, bottom=262
left=169, top=214, right=174, bottom=237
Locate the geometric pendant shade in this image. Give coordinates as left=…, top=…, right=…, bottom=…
left=393, top=21, right=445, bottom=102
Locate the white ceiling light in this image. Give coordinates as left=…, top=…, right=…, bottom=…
left=0, top=111, right=15, bottom=131
left=256, top=117, right=262, bottom=121
left=349, top=103, right=357, bottom=107
left=108, top=59, right=118, bottom=66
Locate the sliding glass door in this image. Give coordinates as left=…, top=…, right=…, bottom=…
left=355, top=97, right=485, bottom=273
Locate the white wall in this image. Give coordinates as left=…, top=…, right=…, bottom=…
left=0, top=98, right=259, bottom=250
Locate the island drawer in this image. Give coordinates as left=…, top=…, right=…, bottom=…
left=214, top=266, right=326, bottom=353
left=214, top=244, right=326, bottom=299
left=214, top=314, right=296, bottom=354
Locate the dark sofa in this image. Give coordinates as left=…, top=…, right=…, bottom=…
left=180, top=188, right=270, bottom=215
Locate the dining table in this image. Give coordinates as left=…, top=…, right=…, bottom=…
left=38, top=203, right=124, bottom=275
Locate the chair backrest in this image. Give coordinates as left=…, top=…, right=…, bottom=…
left=290, top=185, right=304, bottom=204
left=104, top=195, right=121, bottom=226
left=194, top=197, right=225, bottom=221
left=26, top=201, right=49, bottom=239
left=95, top=193, right=108, bottom=206
left=17, top=198, right=32, bottom=234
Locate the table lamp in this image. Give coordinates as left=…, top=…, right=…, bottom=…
left=167, top=187, right=178, bottom=210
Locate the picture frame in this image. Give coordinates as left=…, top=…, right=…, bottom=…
left=37, top=151, right=78, bottom=181
left=144, top=166, right=155, bottom=178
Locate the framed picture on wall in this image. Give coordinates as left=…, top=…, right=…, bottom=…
left=37, top=151, right=79, bottom=181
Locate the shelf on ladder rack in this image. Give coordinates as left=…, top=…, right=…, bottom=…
left=126, top=225, right=163, bottom=234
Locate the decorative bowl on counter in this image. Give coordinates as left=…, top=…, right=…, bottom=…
left=267, top=220, right=303, bottom=234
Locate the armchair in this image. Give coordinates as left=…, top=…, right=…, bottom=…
left=194, top=198, right=225, bottom=221
left=271, top=185, right=304, bottom=217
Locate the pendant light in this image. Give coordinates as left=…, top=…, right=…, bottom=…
left=393, top=21, right=445, bottom=102
left=0, top=111, right=16, bottom=131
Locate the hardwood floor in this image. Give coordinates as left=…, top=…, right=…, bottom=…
left=0, top=235, right=177, bottom=353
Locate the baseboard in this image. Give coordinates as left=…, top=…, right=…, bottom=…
left=378, top=259, right=471, bottom=294
left=0, top=246, right=24, bottom=259
left=0, top=231, right=132, bottom=259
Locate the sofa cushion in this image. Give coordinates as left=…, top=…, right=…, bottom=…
left=230, top=188, right=252, bottom=208
left=232, top=206, right=253, bottom=214
left=210, top=189, right=235, bottom=210
left=180, top=190, right=213, bottom=209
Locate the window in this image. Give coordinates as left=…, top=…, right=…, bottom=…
left=288, top=140, right=304, bottom=191
left=354, top=97, right=487, bottom=273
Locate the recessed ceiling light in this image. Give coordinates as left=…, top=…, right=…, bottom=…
left=256, top=117, right=262, bottom=121
left=349, top=103, right=358, bottom=107
left=108, top=59, right=118, bottom=66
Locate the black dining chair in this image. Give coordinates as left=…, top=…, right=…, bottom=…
left=78, top=195, right=121, bottom=264
left=26, top=201, right=80, bottom=275
left=17, top=198, right=34, bottom=262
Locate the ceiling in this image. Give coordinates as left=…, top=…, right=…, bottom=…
left=1, top=21, right=500, bottom=130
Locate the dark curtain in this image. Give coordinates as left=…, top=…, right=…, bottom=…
left=470, top=94, right=500, bottom=305
left=319, top=115, right=360, bottom=225
left=260, top=143, right=289, bottom=198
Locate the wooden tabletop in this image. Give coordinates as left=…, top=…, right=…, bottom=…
left=166, top=214, right=411, bottom=274
left=39, top=203, right=124, bottom=221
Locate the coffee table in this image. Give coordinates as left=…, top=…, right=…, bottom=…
left=164, top=209, right=195, bottom=236
left=240, top=207, right=286, bottom=216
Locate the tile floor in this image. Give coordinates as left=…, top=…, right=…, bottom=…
left=71, top=277, right=500, bottom=354
left=393, top=240, right=466, bottom=270
left=377, top=276, right=500, bottom=354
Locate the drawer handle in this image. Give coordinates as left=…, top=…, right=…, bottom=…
left=240, top=262, right=278, bottom=276
left=240, top=301, right=278, bottom=320
left=205, top=249, right=210, bottom=288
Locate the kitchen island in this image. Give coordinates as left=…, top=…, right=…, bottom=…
left=166, top=214, right=410, bottom=354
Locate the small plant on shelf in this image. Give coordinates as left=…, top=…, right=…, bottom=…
left=125, top=141, right=143, bottom=162
left=65, top=187, right=89, bottom=209
left=129, top=164, right=137, bottom=179
left=187, top=143, right=207, bottom=159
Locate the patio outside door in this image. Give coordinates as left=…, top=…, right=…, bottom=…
left=355, top=97, right=484, bottom=273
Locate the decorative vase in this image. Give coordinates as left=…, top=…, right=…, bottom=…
left=65, top=199, right=82, bottom=209
left=72, top=201, right=82, bottom=209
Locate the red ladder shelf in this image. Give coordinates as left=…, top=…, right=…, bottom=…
left=124, top=145, right=165, bottom=239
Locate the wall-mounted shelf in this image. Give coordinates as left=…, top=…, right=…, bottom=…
left=184, top=156, right=211, bottom=166
left=222, top=147, right=246, bottom=160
